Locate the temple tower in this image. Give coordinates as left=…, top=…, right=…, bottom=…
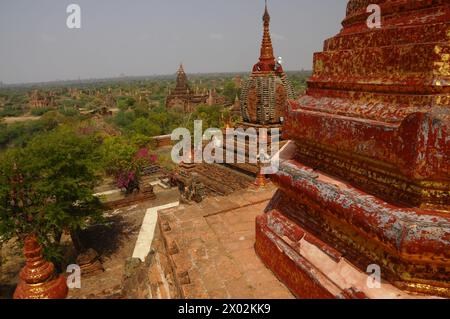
left=226, top=1, right=295, bottom=177
left=165, top=64, right=209, bottom=113
left=240, top=1, right=295, bottom=125
left=174, top=64, right=189, bottom=94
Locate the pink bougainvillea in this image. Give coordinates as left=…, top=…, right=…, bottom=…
left=116, top=148, right=157, bottom=194
left=135, top=148, right=158, bottom=163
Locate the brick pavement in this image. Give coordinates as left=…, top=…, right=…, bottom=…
left=156, top=184, right=294, bottom=299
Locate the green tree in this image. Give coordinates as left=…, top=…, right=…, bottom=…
left=187, top=105, right=224, bottom=130
left=31, top=107, right=52, bottom=116
left=100, top=136, right=137, bottom=177
left=117, top=97, right=136, bottom=111
left=223, top=80, right=238, bottom=103
left=134, top=103, right=151, bottom=118
left=0, top=112, right=62, bottom=149
left=0, top=127, right=104, bottom=261
left=130, top=133, right=154, bottom=149
left=0, top=122, right=7, bottom=146
left=99, top=137, right=156, bottom=194
left=113, top=110, right=135, bottom=130
left=0, top=105, right=27, bottom=117
left=131, top=117, right=161, bottom=137
left=85, top=97, right=103, bottom=110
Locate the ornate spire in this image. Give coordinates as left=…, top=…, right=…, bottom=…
left=175, top=63, right=189, bottom=91
left=263, top=0, right=270, bottom=24
left=254, top=0, right=276, bottom=72
left=177, top=63, right=185, bottom=75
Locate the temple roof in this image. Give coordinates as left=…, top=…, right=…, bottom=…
left=174, top=63, right=190, bottom=92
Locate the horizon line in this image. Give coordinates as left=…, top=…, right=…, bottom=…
left=0, top=69, right=312, bottom=88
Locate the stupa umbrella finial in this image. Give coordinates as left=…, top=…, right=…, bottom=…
left=263, top=0, right=270, bottom=24
left=178, top=63, right=185, bottom=74
left=254, top=0, right=275, bottom=72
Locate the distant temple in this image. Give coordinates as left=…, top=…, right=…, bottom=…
left=28, top=90, right=55, bottom=109
left=207, top=88, right=227, bottom=107
left=233, top=75, right=242, bottom=89
left=165, top=64, right=209, bottom=113
left=229, top=94, right=241, bottom=118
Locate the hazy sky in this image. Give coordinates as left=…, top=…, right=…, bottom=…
left=0, top=0, right=348, bottom=84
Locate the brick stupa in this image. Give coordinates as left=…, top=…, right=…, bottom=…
left=255, top=0, right=450, bottom=298
left=227, top=1, right=295, bottom=176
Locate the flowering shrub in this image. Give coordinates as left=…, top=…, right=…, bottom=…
left=115, top=148, right=157, bottom=194
left=116, top=171, right=136, bottom=193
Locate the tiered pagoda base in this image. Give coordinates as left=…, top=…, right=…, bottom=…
left=255, top=0, right=449, bottom=299
left=255, top=143, right=449, bottom=299
left=224, top=122, right=286, bottom=177
left=176, top=162, right=254, bottom=197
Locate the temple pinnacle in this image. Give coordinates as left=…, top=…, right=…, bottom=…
left=263, top=0, right=270, bottom=24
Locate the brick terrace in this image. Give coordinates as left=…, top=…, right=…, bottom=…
left=156, top=184, right=294, bottom=299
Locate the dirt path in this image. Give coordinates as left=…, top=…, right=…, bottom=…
left=2, top=116, right=41, bottom=124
